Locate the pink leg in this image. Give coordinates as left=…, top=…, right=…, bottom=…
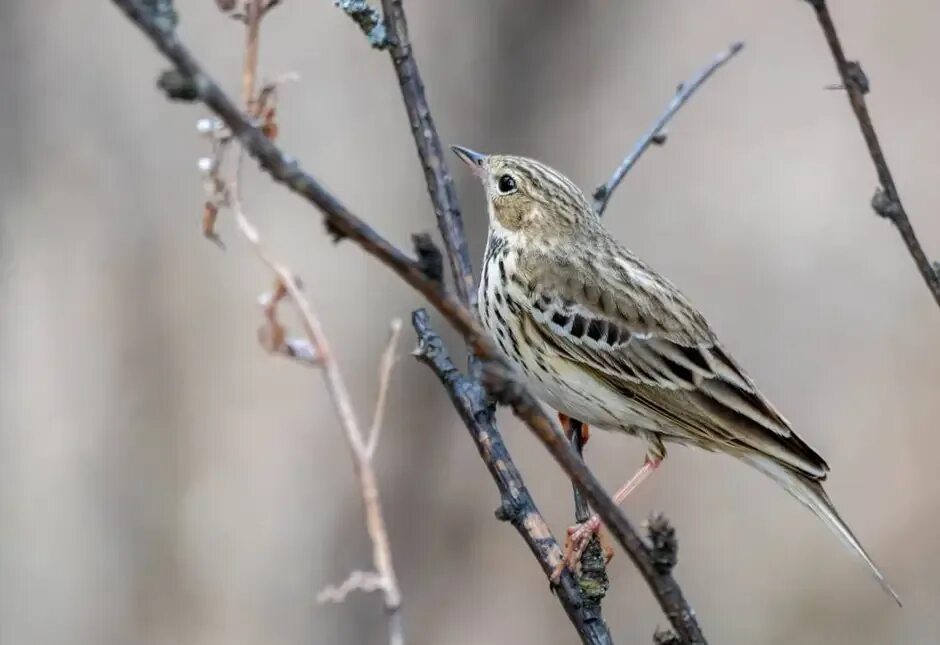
left=612, top=455, right=660, bottom=504
left=551, top=455, right=662, bottom=581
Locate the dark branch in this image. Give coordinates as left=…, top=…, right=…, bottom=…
left=412, top=310, right=612, bottom=645
left=111, top=2, right=705, bottom=640
left=380, top=0, right=614, bottom=635
left=593, top=42, right=744, bottom=216
left=411, top=233, right=444, bottom=286
left=566, top=420, right=610, bottom=612
left=647, top=513, right=678, bottom=575
left=805, top=0, right=940, bottom=308
left=378, top=0, right=476, bottom=309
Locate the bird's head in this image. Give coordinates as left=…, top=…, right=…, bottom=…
left=451, top=145, right=595, bottom=243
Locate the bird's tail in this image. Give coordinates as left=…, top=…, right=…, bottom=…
left=740, top=454, right=901, bottom=605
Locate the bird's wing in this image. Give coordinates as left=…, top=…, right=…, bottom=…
left=521, top=255, right=829, bottom=479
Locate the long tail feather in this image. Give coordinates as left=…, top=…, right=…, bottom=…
left=741, top=454, right=901, bottom=605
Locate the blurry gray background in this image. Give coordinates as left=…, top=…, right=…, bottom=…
left=2, top=1, right=939, bottom=644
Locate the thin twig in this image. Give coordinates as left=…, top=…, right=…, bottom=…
left=593, top=42, right=744, bottom=216
left=804, top=0, right=940, bottom=308
left=317, top=570, right=386, bottom=604
left=233, top=203, right=405, bottom=645
left=242, top=0, right=262, bottom=110
left=366, top=320, right=402, bottom=457
left=235, top=0, right=268, bottom=219
left=110, top=2, right=705, bottom=640
left=412, top=310, right=612, bottom=645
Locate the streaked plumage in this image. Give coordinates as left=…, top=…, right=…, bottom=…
left=453, top=145, right=899, bottom=603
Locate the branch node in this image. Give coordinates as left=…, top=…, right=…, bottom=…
left=335, top=0, right=389, bottom=49
left=871, top=187, right=902, bottom=221
left=653, top=627, right=682, bottom=645
left=324, top=217, right=349, bottom=243
left=494, top=496, right=523, bottom=523
left=412, top=233, right=445, bottom=286
left=845, top=60, right=870, bottom=94
left=646, top=512, right=678, bottom=574
left=157, top=69, right=199, bottom=101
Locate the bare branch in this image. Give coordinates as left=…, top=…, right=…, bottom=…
left=110, top=2, right=705, bottom=641
left=565, top=419, right=610, bottom=609
left=317, top=570, right=386, bottom=604
left=234, top=202, right=404, bottom=645
left=411, top=310, right=612, bottom=645
left=593, top=42, right=744, bottom=216
left=804, top=0, right=940, bottom=308
left=376, top=0, right=476, bottom=309
left=241, top=0, right=262, bottom=110
left=366, top=319, right=403, bottom=457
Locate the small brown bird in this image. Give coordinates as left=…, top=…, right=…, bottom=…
left=452, top=145, right=899, bottom=603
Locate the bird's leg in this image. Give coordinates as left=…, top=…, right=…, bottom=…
left=558, top=413, right=590, bottom=445
left=551, top=454, right=663, bottom=581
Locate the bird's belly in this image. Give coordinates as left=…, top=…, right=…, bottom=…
left=523, top=355, right=655, bottom=431
left=507, top=324, right=657, bottom=432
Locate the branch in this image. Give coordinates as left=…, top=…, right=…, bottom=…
left=110, top=2, right=705, bottom=641
left=377, top=0, right=476, bottom=309
left=234, top=203, right=405, bottom=645
left=412, top=310, right=612, bottom=645
left=366, top=320, right=402, bottom=457
left=566, top=419, right=610, bottom=609
left=593, top=42, right=744, bottom=216
left=803, top=0, right=940, bottom=309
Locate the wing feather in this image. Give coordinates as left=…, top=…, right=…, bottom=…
left=521, top=256, right=829, bottom=480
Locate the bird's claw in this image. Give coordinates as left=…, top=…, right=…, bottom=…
left=550, top=516, right=604, bottom=582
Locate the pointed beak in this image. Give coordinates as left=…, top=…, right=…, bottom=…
left=450, top=145, right=486, bottom=177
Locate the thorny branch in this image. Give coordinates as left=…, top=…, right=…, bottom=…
left=112, top=0, right=705, bottom=642
left=804, top=0, right=940, bottom=308
left=593, top=42, right=744, bottom=216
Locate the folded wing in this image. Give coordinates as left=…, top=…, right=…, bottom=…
left=523, top=256, right=829, bottom=480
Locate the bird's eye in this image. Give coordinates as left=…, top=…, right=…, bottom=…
left=497, top=174, right=517, bottom=194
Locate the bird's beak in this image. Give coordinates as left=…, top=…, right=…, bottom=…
left=450, top=145, right=486, bottom=177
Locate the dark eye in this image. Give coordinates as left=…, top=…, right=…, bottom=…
left=497, top=174, right=517, bottom=194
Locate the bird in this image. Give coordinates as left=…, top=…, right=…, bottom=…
left=450, top=144, right=900, bottom=604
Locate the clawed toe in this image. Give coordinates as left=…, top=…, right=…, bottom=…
left=550, top=516, right=602, bottom=582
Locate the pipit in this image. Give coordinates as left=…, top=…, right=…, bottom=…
left=452, top=145, right=899, bottom=604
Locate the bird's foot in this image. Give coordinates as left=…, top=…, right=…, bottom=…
left=550, top=514, right=612, bottom=581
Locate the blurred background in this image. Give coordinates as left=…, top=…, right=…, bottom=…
left=2, top=1, right=939, bottom=643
